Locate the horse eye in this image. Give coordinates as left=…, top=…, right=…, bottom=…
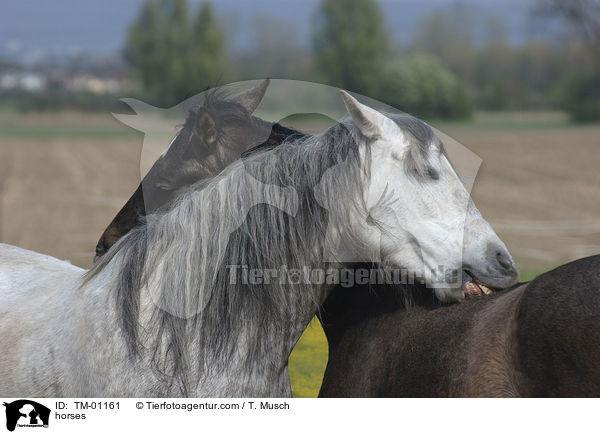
left=427, top=166, right=439, bottom=180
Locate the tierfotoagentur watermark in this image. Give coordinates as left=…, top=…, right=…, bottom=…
left=226, top=264, right=461, bottom=288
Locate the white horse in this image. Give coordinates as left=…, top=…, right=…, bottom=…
left=0, top=91, right=518, bottom=397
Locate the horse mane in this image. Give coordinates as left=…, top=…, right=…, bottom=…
left=85, top=117, right=374, bottom=393
left=87, top=90, right=442, bottom=393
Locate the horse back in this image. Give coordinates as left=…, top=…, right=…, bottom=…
left=0, top=243, right=83, bottom=301
left=0, top=244, right=85, bottom=397
left=515, top=255, right=600, bottom=396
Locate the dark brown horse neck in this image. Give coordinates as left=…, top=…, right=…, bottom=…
left=319, top=255, right=600, bottom=397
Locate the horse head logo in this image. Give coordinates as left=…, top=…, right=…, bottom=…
left=3, top=400, right=50, bottom=432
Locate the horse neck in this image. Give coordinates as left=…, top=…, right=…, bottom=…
left=133, top=250, right=332, bottom=397
left=196, top=280, right=330, bottom=396
left=129, top=147, right=343, bottom=395
left=319, top=272, right=439, bottom=349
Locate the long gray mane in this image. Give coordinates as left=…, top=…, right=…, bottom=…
left=86, top=117, right=376, bottom=393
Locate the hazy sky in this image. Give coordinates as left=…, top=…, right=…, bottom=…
left=0, top=0, right=555, bottom=63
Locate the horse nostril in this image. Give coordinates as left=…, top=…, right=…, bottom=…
left=496, top=250, right=513, bottom=270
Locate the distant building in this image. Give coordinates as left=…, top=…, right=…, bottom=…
left=64, top=74, right=138, bottom=94
left=0, top=71, right=47, bottom=92
left=0, top=69, right=138, bottom=94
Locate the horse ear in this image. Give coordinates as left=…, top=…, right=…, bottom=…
left=229, top=78, right=270, bottom=113
left=340, top=90, right=384, bottom=139
left=196, top=109, right=218, bottom=146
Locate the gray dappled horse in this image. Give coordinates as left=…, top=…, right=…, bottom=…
left=0, top=89, right=517, bottom=397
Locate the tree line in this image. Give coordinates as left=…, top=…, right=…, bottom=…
left=125, top=0, right=600, bottom=121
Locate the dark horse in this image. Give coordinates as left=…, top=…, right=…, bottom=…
left=94, top=79, right=299, bottom=260
left=318, top=256, right=600, bottom=397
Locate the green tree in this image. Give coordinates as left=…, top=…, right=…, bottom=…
left=312, top=0, right=388, bottom=95
left=536, top=0, right=600, bottom=120
left=554, top=73, right=600, bottom=121
left=188, top=3, right=228, bottom=86
left=235, top=15, right=312, bottom=81
left=124, top=0, right=229, bottom=106
left=413, top=6, right=477, bottom=85
left=475, top=16, right=519, bottom=110
left=378, top=54, right=473, bottom=119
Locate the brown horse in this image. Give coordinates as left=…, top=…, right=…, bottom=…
left=318, top=255, right=600, bottom=397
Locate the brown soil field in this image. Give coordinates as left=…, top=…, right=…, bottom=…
left=0, top=111, right=598, bottom=273
left=444, top=125, right=600, bottom=272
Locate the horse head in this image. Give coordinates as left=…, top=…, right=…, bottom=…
left=339, top=91, right=519, bottom=301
